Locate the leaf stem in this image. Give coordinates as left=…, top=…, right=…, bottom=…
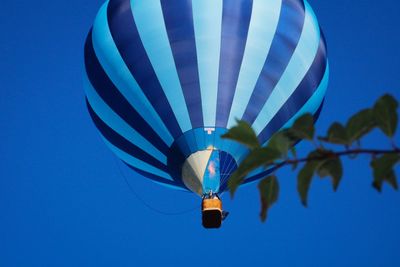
left=269, top=148, right=400, bottom=171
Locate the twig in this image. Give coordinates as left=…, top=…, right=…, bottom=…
left=270, top=148, right=400, bottom=170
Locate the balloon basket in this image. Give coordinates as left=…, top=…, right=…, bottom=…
left=201, top=197, right=223, bottom=228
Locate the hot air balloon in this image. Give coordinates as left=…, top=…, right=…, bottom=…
left=84, top=0, right=328, bottom=228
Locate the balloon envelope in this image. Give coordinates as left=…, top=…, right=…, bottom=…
left=84, top=0, right=328, bottom=195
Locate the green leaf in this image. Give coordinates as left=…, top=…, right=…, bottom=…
left=319, top=122, right=350, bottom=145
left=227, top=176, right=244, bottom=199
left=370, top=153, right=400, bottom=192
left=373, top=94, right=398, bottom=137
left=290, top=146, right=298, bottom=170
left=258, top=175, right=279, bottom=222
left=372, top=170, right=398, bottom=192
left=222, top=120, right=260, bottom=149
left=316, top=157, right=343, bottom=191
left=228, top=147, right=281, bottom=197
left=297, top=160, right=317, bottom=207
left=384, top=170, right=398, bottom=190
left=267, top=131, right=293, bottom=158
left=297, top=149, right=340, bottom=206
left=290, top=146, right=297, bottom=158
left=289, top=114, right=315, bottom=140
left=345, top=109, right=377, bottom=143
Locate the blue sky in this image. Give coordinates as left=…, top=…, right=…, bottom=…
left=1, top=0, right=400, bottom=266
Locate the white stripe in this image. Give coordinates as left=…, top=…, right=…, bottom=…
left=101, top=137, right=173, bottom=180
left=84, top=75, right=167, bottom=164
left=252, top=1, right=321, bottom=134
left=264, top=62, right=329, bottom=144
left=192, top=0, right=223, bottom=127
left=92, top=1, right=174, bottom=145
left=131, top=0, right=192, bottom=132
left=227, top=0, right=282, bottom=128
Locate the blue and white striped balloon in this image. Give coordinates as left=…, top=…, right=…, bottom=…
left=84, top=0, right=328, bottom=195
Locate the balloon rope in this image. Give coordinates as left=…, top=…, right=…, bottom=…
left=113, top=157, right=198, bottom=216
left=221, top=151, right=237, bottom=184
left=220, top=143, right=243, bottom=186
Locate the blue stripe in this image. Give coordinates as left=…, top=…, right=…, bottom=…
left=212, top=128, right=229, bottom=153
left=166, top=128, right=243, bottom=187
left=124, top=164, right=186, bottom=190
left=204, top=131, right=214, bottom=149
left=240, top=0, right=305, bottom=125
left=215, top=0, right=253, bottom=127
left=84, top=31, right=169, bottom=157
left=227, top=0, right=283, bottom=128
left=242, top=100, right=325, bottom=186
left=219, top=151, right=237, bottom=177
left=106, top=0, right=183, bottom=138
left=92, top=1, right=174, bottom=145
left=216, top=135, right=234, bottom=165
left=241, top=167, right=276, bottom=186
left=192, top=0, right=223, bottom=126
left=257, top=36, right=328, bottom=144
left=185, top=130, right=199, bottom=155
left=194, top=128, right=206, bottom=151
left=151, top=180, right=189, bottom=192
left=130, top=0, right=192, bottom=132
left=278, top=61, right=329, bottom=134
left=84, top=74, right=167, bottom=165
left=226, top=141, right=249, bottom=165
left=161, top=0, right=204, bottom=128
left=175, top=135, right=193, bottom=160
left=252, top=1, right=321, bottom=134
left=102, top=137, right=172, bottom=180
left=167, top=142, right=189, bottom=186
left=86, top=100, right=169, bottom=173
left=219, top=151, right=238, bottom=191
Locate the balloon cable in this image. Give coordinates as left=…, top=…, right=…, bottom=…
left=113, top=157, right=198, bottom=216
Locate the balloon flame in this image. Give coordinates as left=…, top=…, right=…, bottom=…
left=208, top=161, right=216, bottom=177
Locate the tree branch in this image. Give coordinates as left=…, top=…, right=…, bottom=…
left=271, top=148, right=400, bottom=170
